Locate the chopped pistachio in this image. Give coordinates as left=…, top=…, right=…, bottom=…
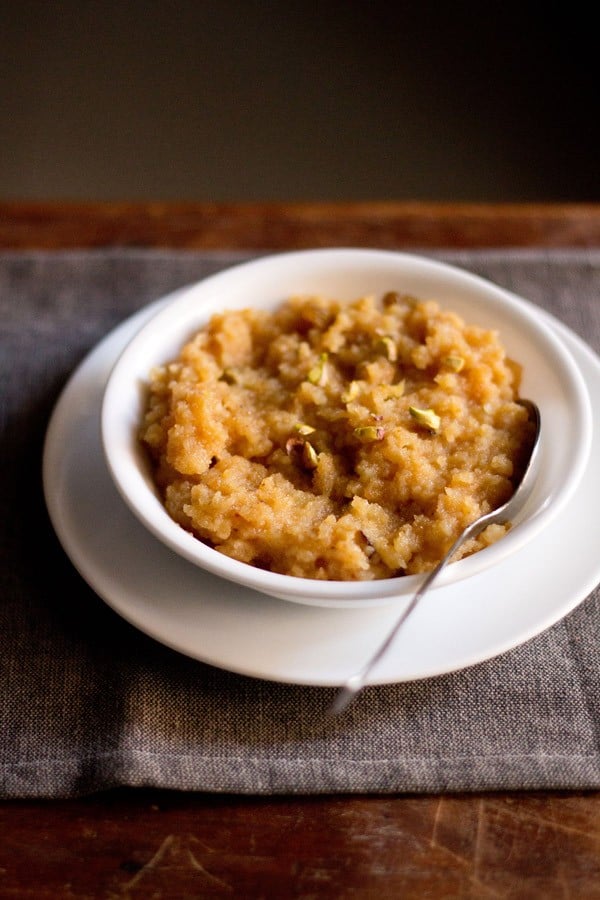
left=285, top=435, right=319, bottom=470
left=307, top=352, right=328, bottom=385
left=354, top=425, right=385, bottom=442
left=342, top=380, right=360, bottom=403
left=376, top=335, right=398, bottom=361
left=442, top=355, right=465, bottom=372
left=285, top=436, right=304, bottom=456
left=385, top=380, right=405, bottom=400
left=409, top=406, right=441, bottom=433
left=293, top=422, right=316, bottom=435
left=219, top=368, right=238, bottom=384
left=302, top=441, right=319, bottom=469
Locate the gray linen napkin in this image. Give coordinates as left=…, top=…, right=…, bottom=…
left=1, top=248, right=599, bottom=799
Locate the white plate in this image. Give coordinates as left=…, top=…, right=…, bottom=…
left=43, top=297, right=600, bottom=686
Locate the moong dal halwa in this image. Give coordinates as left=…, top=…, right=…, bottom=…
left=140, top=291, right=535, bottom=581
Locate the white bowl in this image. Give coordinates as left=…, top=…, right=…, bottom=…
left=100, top=248, right=592, bottom=608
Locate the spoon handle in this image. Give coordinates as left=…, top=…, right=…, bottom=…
left=329, top=398, right=540, bottom=715
left=328, top=515, right=492, bottom=715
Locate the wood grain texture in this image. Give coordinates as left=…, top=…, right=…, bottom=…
left=1, top=201, right=600, bottom=250
left=3, top=201, right=600, bottom=898
left=2, top=790, right=600, bottom=898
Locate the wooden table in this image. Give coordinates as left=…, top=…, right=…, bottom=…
left=2, top=201, right=600, bottom=899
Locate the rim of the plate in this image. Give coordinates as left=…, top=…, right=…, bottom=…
left=43, top=295, right=600, bottom=685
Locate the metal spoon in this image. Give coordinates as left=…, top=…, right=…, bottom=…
left=329, top=398, right=542, bottom=715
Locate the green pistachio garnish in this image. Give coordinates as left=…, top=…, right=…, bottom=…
left=384, top=380, right=405, bottom=400
left=307, top=352, right=328, bottom=386
left=302, top=441, right=319, bottom=469
left=293, top=423, right=316, bottom=435
left=354, top=425, right=385, bottom=442
left=376, top=335, right=398, bottom=361
left=409, top=406, right=441, bottom=433
left=285, top=435, right=319, bottom=470
left=285, top=436, right=303, bottom=455
left=442, top=355, right=465, bottom=372
left=342, top=380, right=360, bottom=403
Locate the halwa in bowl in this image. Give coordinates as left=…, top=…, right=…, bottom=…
left=100, top=249, right=592, bottom=608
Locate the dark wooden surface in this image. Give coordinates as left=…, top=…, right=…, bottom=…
left=2, top=201, right=600, bottom=899
left=3, top=789, right=600, bottom=898
left=2, top=200, right=600, bottom=250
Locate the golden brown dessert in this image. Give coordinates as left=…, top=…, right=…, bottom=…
left=140, top=291, right=535, bottom=580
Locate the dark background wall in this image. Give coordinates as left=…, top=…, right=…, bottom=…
left=1, top=1, right=597, bottom=202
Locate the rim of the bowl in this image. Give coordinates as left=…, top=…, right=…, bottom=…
left=100, top=247, right=593, bottom=603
